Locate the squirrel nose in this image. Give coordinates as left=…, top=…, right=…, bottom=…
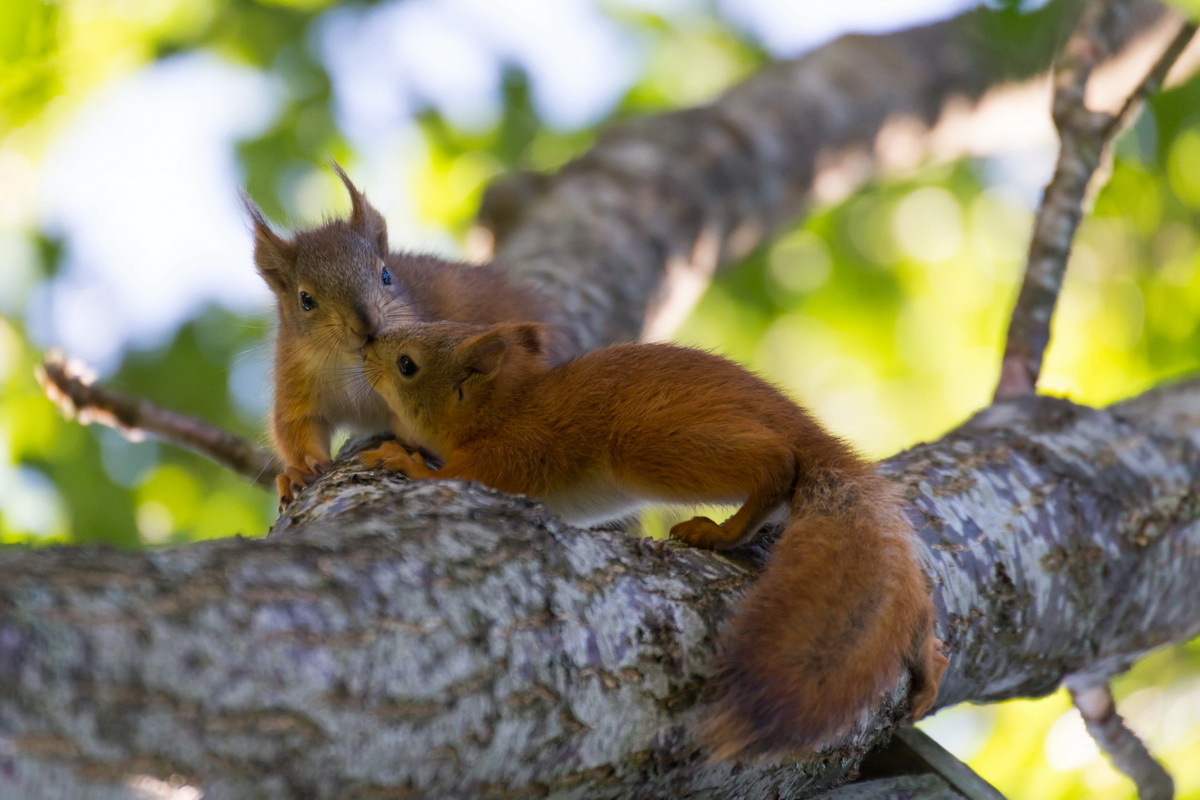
left=363, top=333, right=376, bottom=347
left=352, top=304, right=378, bottom=338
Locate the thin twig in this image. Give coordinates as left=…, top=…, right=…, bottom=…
left=1067, top=681, right=1174, bottom=800
left=994, top=6, right=1197, bottom=401
left=1109, top=20, right=1199, bottom=134
left=36, top=350, right=278, bottom=490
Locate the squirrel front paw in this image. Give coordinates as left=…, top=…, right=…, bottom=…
left=276, top=458, right=332, bottom=510
left=359, top=441, right=425, bottom=474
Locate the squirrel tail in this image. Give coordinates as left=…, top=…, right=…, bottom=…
left=703, top=472, right=941, bottom=760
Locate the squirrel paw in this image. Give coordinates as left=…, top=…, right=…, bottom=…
left=669, top=516, right=728, bottom=549
left=275, top=473, right=294, bottom=511
left=276, top=458, right=332, bottom=511
left=360, top=441, right=424, bottom=474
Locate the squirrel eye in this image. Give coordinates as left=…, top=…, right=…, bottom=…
left=397, top=355, right=418, bottom=377
left=299, top=291, right=316, bottom=311
left=381, top=266, right=392, bottom=286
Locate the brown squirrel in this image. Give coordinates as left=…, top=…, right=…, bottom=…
left=245, top=165, right=568, bottom=506
left=356, top=321, right=949, bottom=759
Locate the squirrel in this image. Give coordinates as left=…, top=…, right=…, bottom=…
left=355, top=320, right=949, bottom=760
left=244, top=164, right=569, bottom=507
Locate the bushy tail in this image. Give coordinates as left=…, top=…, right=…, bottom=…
left=703, top=475, right=943, bottom=761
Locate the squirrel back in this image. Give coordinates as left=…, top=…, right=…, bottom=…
left=244, top=165, right=567, bottom=505
left=359, top=322, right=947, bottom=758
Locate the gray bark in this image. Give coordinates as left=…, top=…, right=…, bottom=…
left=3, top=0, right=1196, bottom=798
left=4, top=380, right=1199, bottom=799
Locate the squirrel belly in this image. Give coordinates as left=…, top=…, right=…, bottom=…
left=358, top=321, right=948, bottom=760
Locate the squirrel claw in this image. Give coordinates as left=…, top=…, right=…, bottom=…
left=275, top=461, right=331, bottom=511
left=303, top=456, right=332, bottom=477
left=276, top=473, right=295, bottom=511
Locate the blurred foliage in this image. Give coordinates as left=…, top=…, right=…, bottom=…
left=2, top=1, right=1200, bottom=798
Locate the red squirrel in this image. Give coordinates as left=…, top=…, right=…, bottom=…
left=244, top=164, right=568, bottom=507
left=356, top=321, right=948, bottom=759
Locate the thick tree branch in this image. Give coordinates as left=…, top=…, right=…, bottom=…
left=4, top=378, right=1200, bottom=798
left=485, top=0, right=1175, bottom=352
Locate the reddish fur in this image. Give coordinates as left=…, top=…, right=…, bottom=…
left=359, top=322, right=949, bottom=760
left=245, top=164, right=567, bottom=507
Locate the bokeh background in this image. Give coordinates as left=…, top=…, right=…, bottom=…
left=3, top=0, right=1200, bottom=797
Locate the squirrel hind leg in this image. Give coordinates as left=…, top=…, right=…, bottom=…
left=670, top=498, right=788, bottom=551
left=666, top=441, right=795, bottom=551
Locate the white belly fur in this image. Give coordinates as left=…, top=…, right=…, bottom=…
left=541, top=471, right=648, bottom=527
left=541, top=470, right=760, bottom=529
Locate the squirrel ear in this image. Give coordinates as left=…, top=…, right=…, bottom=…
left=241, top=193, right=293, bottom=292
left=457, top=331, right=507, bottom=381
left=506, top=323, right=545, bottom=359
left=330, top=160, right=389, bottom=256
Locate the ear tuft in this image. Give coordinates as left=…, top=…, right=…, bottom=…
left=458, top=331, right=507, bottom=381
left=241, top=193, right=293, bottom=292
left=330, top=160, right=389, bottom=255
left=509, top=323, right=545, bottom=359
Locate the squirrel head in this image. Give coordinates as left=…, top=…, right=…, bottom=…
left=244, top=163, right=412, bottom=356
left=363, top=321, right=548, bottom=446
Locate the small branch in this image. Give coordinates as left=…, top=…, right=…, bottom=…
left=1109, top=19, right=1199, bottom=134
left=995, top=0, right=1126, bottom=400
left=994, top=5, right=1197, bottom=401
left=1067, top=680, right=1174, bottom=800
left=36, top=350, right=278, bottom=489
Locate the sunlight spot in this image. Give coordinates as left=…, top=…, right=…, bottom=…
left=125, top=773, right=203, bottom=800
left=917, top=705, right=994, bottom=763
left=715, top=0, right=976, bottom=56
left=0, top=148, right=37, bottom=227
left=1044, top=708, right=1100, bottom=771
left=136, top=500, right=174, bottom=545
left=892, top=186, right=962, bottom=263
left=768, top=230, right=832, bottom=294
left=0, top=466, right=67, bottom=537
left=0, top=317, right=19, bottom=380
